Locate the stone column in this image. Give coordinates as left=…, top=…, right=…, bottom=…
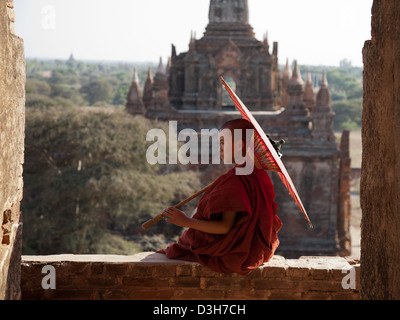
left=0, top=0, right=26, bottom=300
left=361, top=0, right=400, bottom=300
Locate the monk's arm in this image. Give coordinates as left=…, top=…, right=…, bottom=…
left=163, top=207, right=237, bottom=235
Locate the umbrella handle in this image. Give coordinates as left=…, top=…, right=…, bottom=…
left=141, top=184, right=212, bottom=230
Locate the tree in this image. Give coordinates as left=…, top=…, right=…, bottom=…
left=23, top=107, right=203, bottom=254
left=26, top=78, right=52, bottom=96
left=327, top=69, right=360, bottom=93
left=80, top=78, right=112, bottom=105
left=332, top=98, right=362, bottom=131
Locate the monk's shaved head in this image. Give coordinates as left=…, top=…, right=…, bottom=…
left=220, top=119, right=255, bottom=144
left=220, top=118, right=254, bottom=132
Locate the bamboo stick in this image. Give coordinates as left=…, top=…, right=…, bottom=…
left=141, top=184, right=212, bottom=230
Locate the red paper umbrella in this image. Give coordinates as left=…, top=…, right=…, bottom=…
left=220, top=76, right=313, bottom=229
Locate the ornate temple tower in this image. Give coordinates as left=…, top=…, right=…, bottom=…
left=167, top=0, right=280, bottom=112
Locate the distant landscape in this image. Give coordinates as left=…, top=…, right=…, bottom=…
left=23, top=57, right=363, bottom=256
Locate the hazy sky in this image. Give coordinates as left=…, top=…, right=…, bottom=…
left=14, top=0, right=373, bottom=67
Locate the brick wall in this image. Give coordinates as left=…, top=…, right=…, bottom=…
left=0, top=0, right=25, bottom=300
left=361, top=0, right=400, bottom=299
left=21, top=253, right=360, bottom=300
left=6, top=0, right=15, bottom=34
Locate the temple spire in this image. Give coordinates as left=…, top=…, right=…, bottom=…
left=156, top=57, right=165, bottom=75
left=289, top=60, right=304, bottom=87
left=166, top=57, right=172, bottom=75
left=143, top=66, right=154, bottom=108
left=132, top=66, right=139, bottom=83
left=126, top=67, right=145, bottom=116
left=281, top=58, right=292, bottom=108
left=171, top=44, right=177, bottom=58
left=281, top=60, right=310, bottom=136
left=209, top=0, right=249, bottom=24
left=303, top=70, right=316, bottom=112
left=188, top=31, right=196, bottom=54
left=149, top=58, right=170, bottom=111
left=312, top=70, right=335, bottom=142
left=263, top=31, right=270, bottom=54
left=283, top=58, right=292, bottom=80
left=315, top=71, right=331, bottom=111
left=282, top=60, right=308, bottom=116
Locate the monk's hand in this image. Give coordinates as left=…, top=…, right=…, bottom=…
left=163, top=207, right=191, bottom=228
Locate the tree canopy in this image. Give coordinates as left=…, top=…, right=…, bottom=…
left=23, top=106, right=203, bottom=254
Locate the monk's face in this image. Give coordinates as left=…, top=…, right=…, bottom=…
left=218, top=120, right=257, bottom=174
left=218, top=129, right=244, bottom=165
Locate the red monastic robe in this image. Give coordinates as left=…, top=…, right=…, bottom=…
left=158, top=167, right=282, bottom=275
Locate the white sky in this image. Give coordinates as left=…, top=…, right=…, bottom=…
left=14, top=0, right=373, bottom=67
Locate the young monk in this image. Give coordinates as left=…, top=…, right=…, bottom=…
left=157, top=119, right=282, bottom=275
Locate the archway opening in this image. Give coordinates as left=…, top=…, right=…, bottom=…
left=222, top=77, right=236, bottom=110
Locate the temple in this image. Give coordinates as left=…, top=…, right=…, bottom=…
left=126, top=0, right=351, bottom=257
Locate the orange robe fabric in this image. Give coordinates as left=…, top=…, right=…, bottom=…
left=158, top=167, right=282, bottom=275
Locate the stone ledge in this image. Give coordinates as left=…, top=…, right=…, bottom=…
left=21, top=252, right=360, bottom=300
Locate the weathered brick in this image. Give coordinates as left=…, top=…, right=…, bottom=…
left=173, top=288, right=226, bottom=300
left=127, top=288, right=175, bottom=300
left=267, top=289, right=302, bottom=300
left=22, top=290, right=46, bottom=300
left=225, top=288, right=268, bottom=300
left=21, top=263, right=43, bottom=278
left=68, top=262, right=89, bottom=274
left=20, top=255, right=362, bottom=300
left=122, top=276, right=169, bottom=287
left=286, top=259, right=311, bottom=279
left=43, top=289, right=97, bottom=300
left=331, top=266, right=353, bottom=281
left=331, top=291, right=360, bottom=300
left=86, top=276, right=118, bottom=287
left=302, top=291, right=333, bottom=300
left=247, top=268, right=262, bottom=278
left=52, top=262, right=70, bottom=278
left=104, top=263, right=128, bottom=276
left=54, top=275, right=77, bottom=288
left=251, top=278, right=297, bottom=290
left=129, top=264, right=154, bottom=277
left=170, top=276, right=200, bottom=288
left=262, top=265, right=288, bottom=278
left=309, top=267, right=330, bottom=280
left=98, top=289, right=129, bottom=300
left=153, top=264, right=176, bottom=277
left=90, top=262, right=104, bottom=275
left=176, top=264, right=193, bottom=276
left=201, top=276, right=252, bottom=290
left=301, top=279, right=343, bottom=292
left=192, top=264, right=218, bottom=277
